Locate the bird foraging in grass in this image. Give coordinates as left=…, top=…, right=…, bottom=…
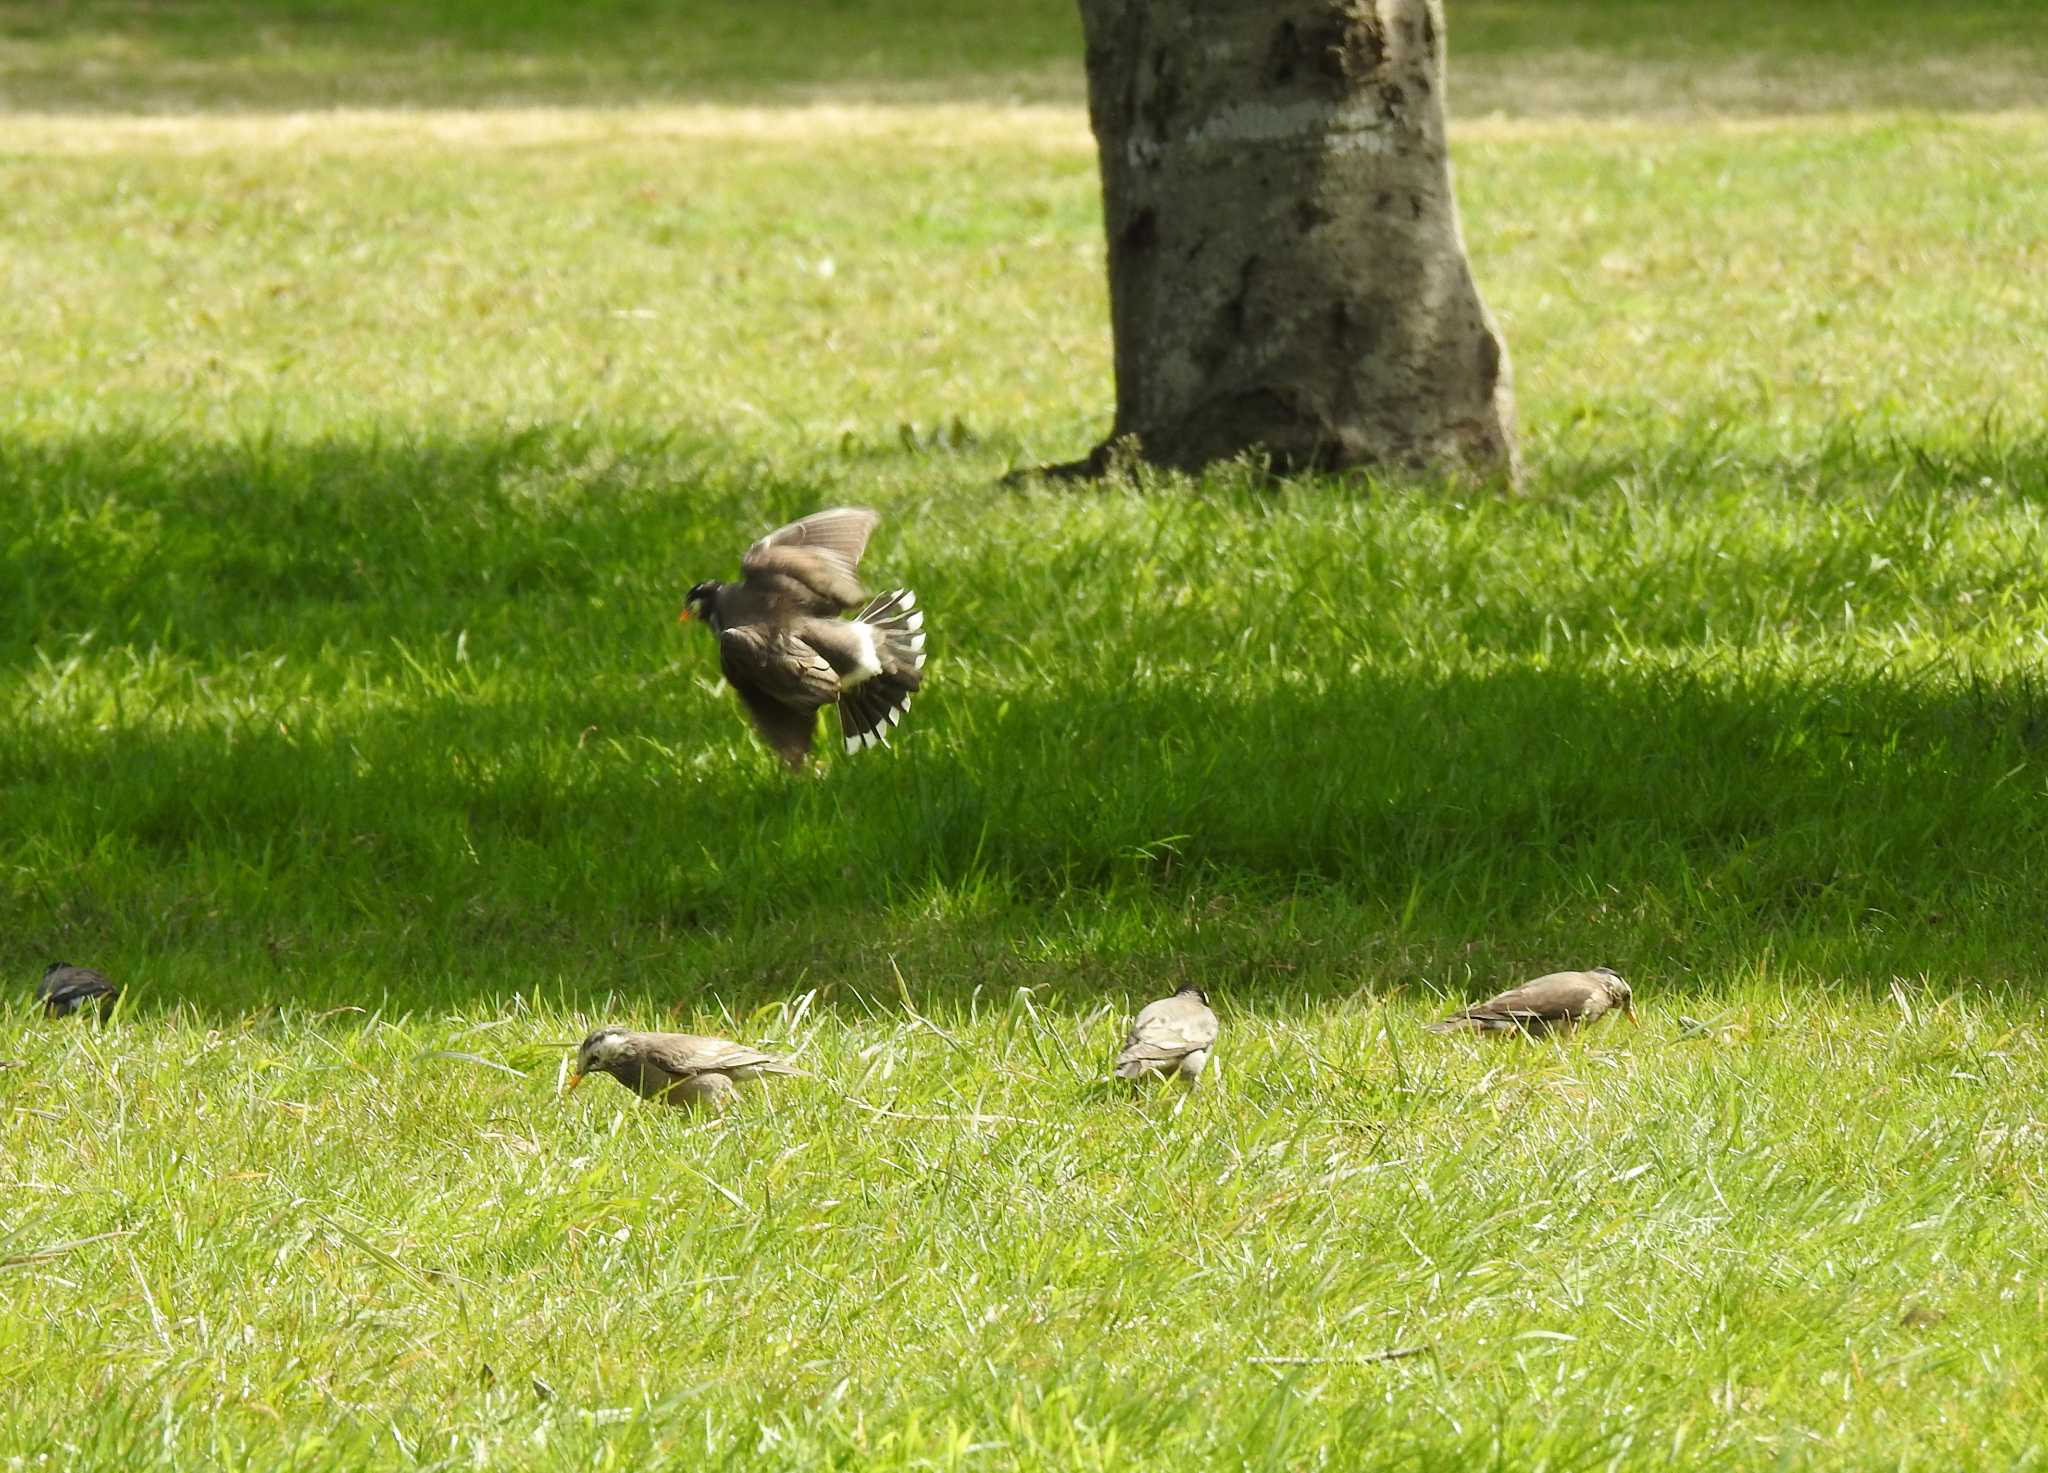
left=1114, top=985, right=1219, bottom=1084
left=1428, top=967, right=1635, bottom=1037
left=679, top=506, right=927, bottom=770
left=38, top=962, right=120, bottom=1018
left=566, top=1027, right=802, bottom=1109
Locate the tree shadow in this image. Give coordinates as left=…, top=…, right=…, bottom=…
left=4, top=422, right=2046, bottom=1015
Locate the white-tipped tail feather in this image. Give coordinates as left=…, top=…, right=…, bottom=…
left=840, top=590, right=927, bottom=754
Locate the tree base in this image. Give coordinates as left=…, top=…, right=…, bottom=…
left=1074, top=0, right=1517, bottom=484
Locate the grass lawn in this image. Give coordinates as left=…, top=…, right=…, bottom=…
left=5, top=0, right=2048, bottom=112
left=4, top=2, right=2048, bottom=1467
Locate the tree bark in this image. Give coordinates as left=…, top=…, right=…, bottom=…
left=1072, top=0, right=1516, bottom=480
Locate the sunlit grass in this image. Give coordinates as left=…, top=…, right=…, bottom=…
left=6, top=985, right=2046, bottom=1467
left=4, top=9, right=2048, bottom=1468
left=2, top=107, right=2041, bottom=457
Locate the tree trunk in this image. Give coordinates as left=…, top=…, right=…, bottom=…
left=1073, top=0, right=1516, bottom=479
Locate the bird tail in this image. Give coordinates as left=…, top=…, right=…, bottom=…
left=1113, top=1049, right=1169, bottom=1080
left=840, top=590, right=927, bottom=753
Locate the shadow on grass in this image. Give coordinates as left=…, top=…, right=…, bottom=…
left=6, top=656, right=2047, bottom=1015
left=4, top=423, right=2047, bottom=1013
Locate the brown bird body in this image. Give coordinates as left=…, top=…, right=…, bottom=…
left=1114, top=986, right=1219, bottom=1082
left=568, top=1027, right=802, bottom=1109
left=1428, top=967, right=1635, bottom=1037
left=38, top=962, right=120, bottom=1018
left=682, top=507, right=927, bottom=769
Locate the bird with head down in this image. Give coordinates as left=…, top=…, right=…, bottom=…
left=38, top=962, right=120, bottom=1019
left=1114, top=985, right=1219, bottom=1084
left=566, top=1027, right=803, bottom=1110
left=1428, top=967, right=1636, bottom=1038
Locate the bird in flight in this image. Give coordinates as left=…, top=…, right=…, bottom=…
left=680, top=507, right=927, bottom=770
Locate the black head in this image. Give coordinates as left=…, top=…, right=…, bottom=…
left=43, top=962, right=71, bottom=978
left=574, top=1025, right=635, bottom=1075
left=566, top=1026, right=633, bottom=1094
left=1176, top=985, right=1210, bottom=1006
left=680, top=581, right=721, bottom=627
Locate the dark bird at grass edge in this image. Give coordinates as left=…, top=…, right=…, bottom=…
left=38, top=962, right=120, bottom=1018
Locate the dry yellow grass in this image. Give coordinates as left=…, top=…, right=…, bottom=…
left=0, top=103, right=1096, bottom=156
left=8, top=100, right=2045, bottom=158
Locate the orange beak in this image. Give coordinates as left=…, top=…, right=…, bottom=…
left=677, top=607, right=695, bottom=624
left=565, top=1070, right=586, bottom=1093
left=1625, top=1005, right=1639, bottom=1026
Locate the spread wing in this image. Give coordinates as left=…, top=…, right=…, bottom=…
left=1117, top=995, right=1219, bottom=1067
left=644, top=1034, right=800, bottom=1078
left=719, top=625, right=839, bottom=769
left=739, top=507, right=880, bottom=612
